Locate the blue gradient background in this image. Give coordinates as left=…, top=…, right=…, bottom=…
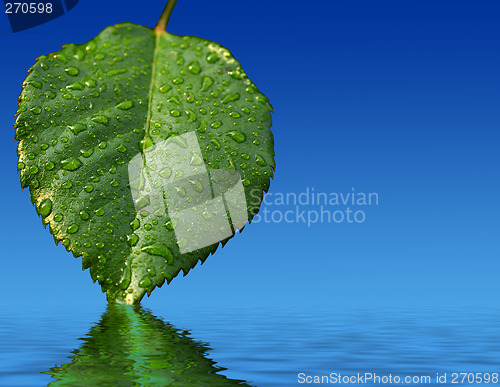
left=0, top=0, right=499, bottom=312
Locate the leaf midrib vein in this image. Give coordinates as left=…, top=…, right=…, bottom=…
left=143, top=32, right=162, bottom=155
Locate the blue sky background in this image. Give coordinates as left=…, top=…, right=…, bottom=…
left=0, top=0, right=499, bottom=311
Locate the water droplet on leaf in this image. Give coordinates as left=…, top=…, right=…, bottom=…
left=38, top=199, right=52, bottom=217
left=206, top=52, right=220, bottom=63
left=91, top=115, right=109, bottom=125
left=187, top=61, right=201, bottom=74
left=65, top=66, right=80, bottom=76
left=116, top=100, right=134, bottom=110
left=222, top=93, right=240, bottom=104
left=67, top=224, right=79, bottom=234
left=60, top=158, right=82, bottom=171
left=141, top=244, right=173, bottom=263
left=226, top=130, right=246, bottom=143
left=201, top=75, right=214, bottom=91
left=255, top=155, right=267, bottom=166
left=139, top=276, right=152, bottom=288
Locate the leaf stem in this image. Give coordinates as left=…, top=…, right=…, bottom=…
left=155, top=0, right=177, bottom=33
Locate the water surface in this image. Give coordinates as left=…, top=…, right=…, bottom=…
left=1, top=305, right=499, bottom=386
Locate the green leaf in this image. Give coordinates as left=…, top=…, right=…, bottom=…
left=15, top=21, right=274, bottom=303
left=44, top=305, right=253, bottom=386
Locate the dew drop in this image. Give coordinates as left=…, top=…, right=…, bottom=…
left=127, top=233, right=139, bottom=246
left=130, top=218, right=140, bottom=231
left=116, top=100, right=134, bottom=110
left=147, top=267, right=156, bottom=276
left=172, top=76, right=184, bottom=85
left=68, top=123, right=86, bottom=135
left=116, top=144, right=127, bottom=153
left=85, top=41, right=96, bottom=51
left=185, top=108, right=197, bottom=122
left=45, top=90, right=56, bottom=99
left=91, top=115, right=109, bottom=125
left=107, top=68, right=127, bottom=77
left=187, top=61, right=201, bottom=74
left=30, top=106, right=42, bottom=115
left=73, top=49, right=85, bottom=61
left=255, top=154, right=267, bottom=166
left=80, top=210, right=90, bottom=220
left=159, top=84, right=172, bottom=93
left=206, top=52, right=220, bottom=63
left=65, top=66, right=80, bottom=76
left=222, top=93, right=240, bottom=104
left=67, top=82, right=84, bottom=90
left=81, top=148, right=94, bottom=157
left=197, top=120, right=207, bottom=133
left=27, top=81, right=42, bottom=89
left=210, top=138, right=221, bottom=150
left=139, top=276, right=152, bottom=288
left=60, top=158, right=82, bottom=171
left=229, top=69, right=244, bottom=79
left=141, top=244, right=173, bottom=263
left=67, top=224, right=79, bottom=234
left=226, top=130, right=246, bottom=143
left=211, top=120, right=222, bottom=129
left=118, top=266, right=132, bottom=290
left=159, top=168, right=171, bottom=178
left=189, top=153, right=203, bottom=165
left=85, top=79, right=96, bottom=88
left=191, top=180, right=204, bottom=193
left=84, top=184, right=94, bottom=193
left=201, top=76, right=214, bottom=91
left=246, top=85, right=257, bottom=94
left=38, top=198, right=52, bottom=217
left=54, top=54, right=67, bottom=64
